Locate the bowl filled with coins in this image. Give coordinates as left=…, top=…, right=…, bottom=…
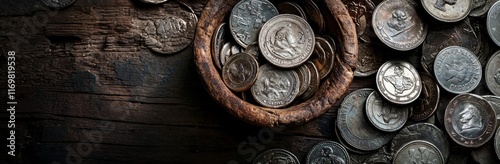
left=194, top=0, right=358, bottom=127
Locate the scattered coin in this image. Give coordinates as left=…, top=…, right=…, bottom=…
left=311, top=37, right=335, bottom=79
left=295, top=63, right=312, bottom=97
left=444, top=93, right=497, bottom=148
left=412, top=73, right=440, bottom=121
left=41, top=0, right=77, bottom=9
left=391, top=123, right=450, bottom=162
left=376, top=60, right=422, bottom=105
left=337, top=88, right=396, bottom=151
left=470, top=0, right=499, bottom=17
left=421, top=0, right=472, bottom=22
left=365, top=91, right=409, bottom=132
left=495, top=126, right=500, bottom=160
left=253, top=148, right=300, bottom=164
left=306, top=141, right=350, bottom=164
left=229, top=0, right=279, bottom=48
left=487, top=1, right=500, bottom=47
left=259, top=14, right=315, bottom=68
left=392, top=140, right=445, bottom=164
left=222, top=53, right=259, bottom=92
left=299, top=61, right=320, bottom=102
left=251, top=64, right=300, bottom=108
left=434, top=46, right=482, bottom=94
left=139, top=0, right=168, bottom=4
left=372, top=0, right=427, bottom=51
left=212, top=23, right=228, bottom=70
left=302, top=0, right=325, bottom=34
left=277, top=1, right=307, bottom=20
left=486, top=50, right=500, bottom=96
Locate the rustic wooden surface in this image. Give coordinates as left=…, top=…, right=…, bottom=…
left=0, top=0, right=374, bottom=163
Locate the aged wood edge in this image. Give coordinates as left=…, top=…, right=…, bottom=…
left=194, top=0, right=356, bottom=127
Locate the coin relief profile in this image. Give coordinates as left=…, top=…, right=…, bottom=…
left=384, top=65, right=414, bottom=95
left=260, top=72, right=291, bottom=100
left=434, top=0, right=457, bottom=11
left=459, top=104, right=484, bottom=133
left=386, top=9, right=414, bottom=37
left=312, top=146, right=347, bottom=164
left=270, top=24, right=304, bottom=59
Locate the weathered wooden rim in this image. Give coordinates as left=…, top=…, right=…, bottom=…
left=194, top=0, right=358, bottom=127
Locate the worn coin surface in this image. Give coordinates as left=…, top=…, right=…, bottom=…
left=220, top=42, right=233, bottom=66
left=139, top=0, right=168, bottom=4
left=244, top=43, right=260, bottom=60
left=295, top=63, right=312, bottom=97
left=362, top=153, right=391, bottom=164
left=495, top=126, right=500, bottom=160
left=337, top=88, right=396, bottom=151
left=251, top=64, right=300, bottom=108
left=334, top=121, right=372, bottom=154
left=299, top=61, right=320, bottom=101
left=253, top=148, right=300, bottom=164
left=311, top=37, right=335, bottom=79
left=259, top=14, right=315, bottom=68
left=372, top=0, right=427, bottom=51
left=412, top=73, right=440, bottom=121
left=212, top=23, right=228, bottom=70
left=421, top=0, right=472, bottom=22
left=277, top=2, right=307, bottom=20
left=365, top=91, right=409, bottom=132
left=470, top=0, right=499, bottom=17
left=434, top=46, right=482, bottom=94
left=488, top=1, right=500, bottom=47
left=486, top=51, right=500, bottom=96
left=342, top=0, right=376, bottom=39
left=302, top=0, right=325, bottom=34
left=222, top=53, right=259, bottom=92
left=391, top=123, right=450, bottom=161
left=229, top=0, right=278, bottom=48
left=482, top=95, right=500, bottom=126
left=444, top=93, right=497, bottom=148
left=376, top=60, right=422, bottom=104
left=41, top=0, right=77, bottom=9
left=393, top=140, right=444, bottom=164
left=306, top=141, right=350, bottom=164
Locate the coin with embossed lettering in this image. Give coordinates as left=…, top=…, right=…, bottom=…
left=259, top=14, right=315, bottom=68
left=486, top=51, right=500, bottom=96
left=434, top=46, right=482, bottom=94
left=488, top=1, right=500, bottom=47
left=299, top=61, right=320, bottom=101
left=277, top=2, right=307, bottom=20
left=470, top=0, right=499, bottom=17
left=251, top=64, right=300, bottom=108
left=421, top=0, right=472, bottom=22
left=337, top=88, right=396, bottom=151
left=391, top=123, right=450, bottom=161
left=376, top=60, right=422, bottom=105
left=295, top=63, right=311, bottom=97
left=412, top=73, right=440, bottom=121
left=139, top=0, right=168, bottom=4
left=222, top=53, right=259, bottom=92
left=41, top=0, right=77, bottom=9
left=393, top=140, right=444, bottom=164
left=212, top=23, right=228, bottom=70
left=253, top=148, right=300, bottom=164
left=444, top=93, right=497, bottom=148
left=302, top=0, right=325, bottom=34
left=306, top=141, right=350, bottom=164
left=229, top=0, right=278, bottom=48
left=372, top=0, right=427, bottom=51
left=311, top=37, right=335, bottom=79
left=495, top=126, right=500, bottom=160
left=365, top=91, right=409, bottom=132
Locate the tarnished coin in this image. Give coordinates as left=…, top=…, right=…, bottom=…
left=306, top=141, right=350, bottom=164
left=444, top=93, right=497, bottom=148
left=470, top=0, right=499, bottom=17
left=355, top=40, right=387, bottom=77
left=482, top=95, right=500, bottom=126
left=362, top=153, right=391, bottom=164
left=391, top=123, right=450, bottom=161
left=337, top=88, right=396, bottom=151
left=251, top=64, right=300, bottom=108
left=376, top=60, right=422, bottom=105
left=220, top=42, right=233, bottom=66
left=434, top=46, right=482, bottom=94
left=365, top=91, right=409, bottom=132
left=41, top=0, right=76, bottom=9
left=244, top=43, right=260, bottom=60
left=311, top=37, right=335, bottom=79
left=471, top=140, right=500, bottom=164
left=277, top=2, right=307, bottom=20
left=139, top=0, right=168, bottom=4
left=222, top=53, right=259, bottom=92
left=231, top=44, right=242, bottom=55
left=253, top=148, right=300, bottom=164
left=259, top=14, right=315, bottom=68
left=486, top=51, right=500, bottom=96
left=421, top=0, right=472, bottom=22
left=495, top=126, right=500, bottom=160
left=229, top=0, right=278, bottom=48
left=412, top=73, right=440, bottom=121
left=335, top=121, right=372, bottom=154
left=302, top=0, right=325, bottom=34
left=488, top=1, right=500, bottom=47
left=372, top=0, right=427, bottom=51
left=212, top=23, right=228, bottom=70
left=472, top=0, right=487, bottom=9
left=393, top=140, right=445, bottom=164
left=342, top=0, right=377, bottom=39
left=299, top=61, right=320, bottom=101
left=295, top=63, right=312, bottom=97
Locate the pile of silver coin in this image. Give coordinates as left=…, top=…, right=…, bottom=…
left=212, top=0, right=341, bottom=108
left=248, top=0, right=500, bottom=163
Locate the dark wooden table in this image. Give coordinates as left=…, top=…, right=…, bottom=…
left=0, top=0, right=374, bottom=163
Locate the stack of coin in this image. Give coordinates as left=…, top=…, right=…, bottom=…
left=211, top=0, right=341, bottom=109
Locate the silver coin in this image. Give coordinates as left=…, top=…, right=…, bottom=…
left=222, top=53, right=259, bottom=92
left=488, top=1, right=500, bottom=47
left=412, top=73, right=440, bottom=121
left=220, top=42, right=233, bottom=66
left=212, top=23, right=228, bottom=70
left=434, top=46, right=482, bottom=94
left=376, top=60, right=422, bottom=105
left=391, top=123, right=450, bottom=162
left=472, top=0, right=487, bottom=9
left=231, top=44, right=242, bottom=55
left=306, top=141, right=350, bottom=164
left=392, top=140, right=444, bottom=164
left=259, top=14, right=315, bottom=68
left=41, top=0, right=76, bottom=9
left=372, top=0, right=428, bottom=51
left=470, top=0, right=499, bottom=17
left=361, top=153, right=391, bottom=164
left=444, top=93, right=497, bottom=148
left=253, top=148, right=300, bottom=164
left=421, top=0, right=472, bottom=22
left=295, top=63, right=312, bottom=97
left=139, top=0, right=168, bottom=4
left=365, top=91, right=409, bottom=132
left=495, top=126, right=500, bottom=160
left=298, top=61, right=320, bottom=101
left=334, top=120, right=373, bottom=154
left=482, top=95, right=500, bottom=127
left=251, top=64, right=300, bottom=108
left=229, top=0, right=278, bottom=48
left=337, top=88, right=396, bottom=151
left=486, top=50, right=500, bottom=96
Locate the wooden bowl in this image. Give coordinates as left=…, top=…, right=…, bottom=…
left=194, top=0, right=358, bottom=127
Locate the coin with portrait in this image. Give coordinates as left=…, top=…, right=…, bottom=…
left=222, top=53, right=259, bottom=92
left=421, top=0, right=472, bottom=22
left=251, top=64, right=300, bottom=108
left=393, top=140, right=445, bottom=164
left=306, top=141, right=350, bottom=164
left=365, top=91, right=409, bottom=132
left=253, top=149, right=300, bottom=164
left=376, top=60, right=422, bottom=105
left=487, top=1, right=500, bottom=47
